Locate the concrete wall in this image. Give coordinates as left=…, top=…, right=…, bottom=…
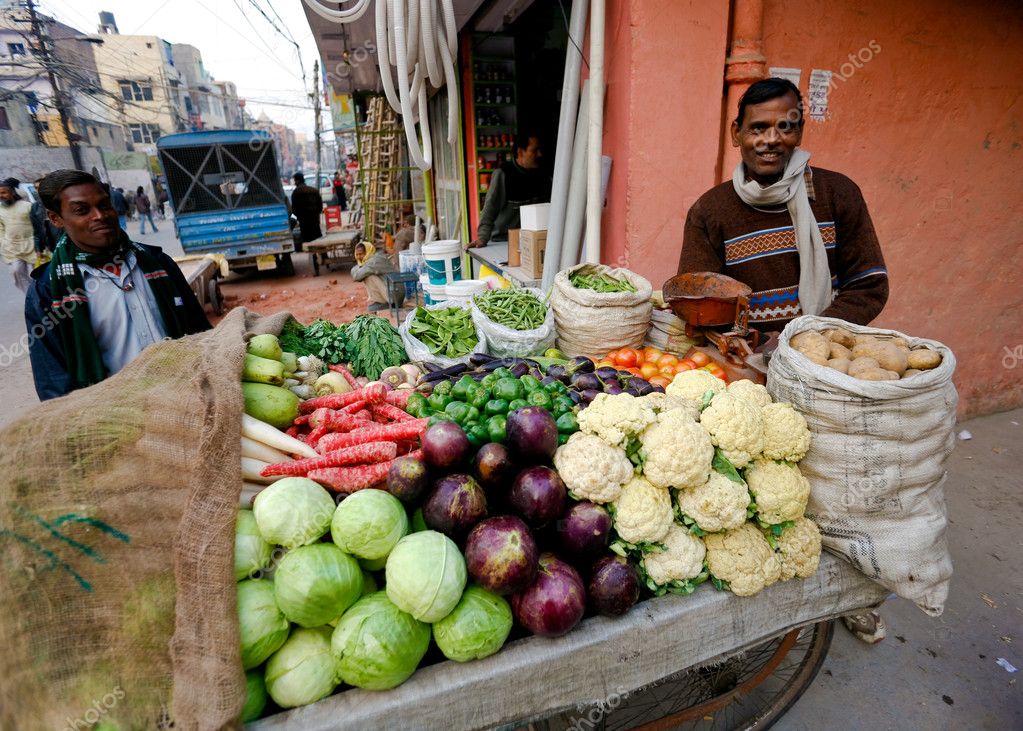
left=0, top=94, right=41, bottom=148
left=599, top=0, right=1022, bottom=417
left=0, top=145, right=108, bottom=183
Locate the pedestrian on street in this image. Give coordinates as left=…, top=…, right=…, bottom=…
left=0, top=177, right=37, bottom=293
left=332, top=171, right=347, bottom=211
left=31, top=176, right=60, bottom=256
left=110, top=186, right=129, bottom=231
left=290, top=173, right=323, bottom=242
left=156, top=187, right=169, bottom=219
left=135, top=186, right=158, bottom=235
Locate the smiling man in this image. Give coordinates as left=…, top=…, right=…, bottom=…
left=24, top=169, right=210, bottom=400
left=678, top=77, right=888, bottom=332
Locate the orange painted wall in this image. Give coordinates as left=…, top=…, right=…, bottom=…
left=601, top=0, right=1023, bottom=417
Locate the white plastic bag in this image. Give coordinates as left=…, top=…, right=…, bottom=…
left=399, top=301, right=487, bottom=369
left=470, top=287, right=557, bottom=358
left=767, top=315, right=957, bottom=616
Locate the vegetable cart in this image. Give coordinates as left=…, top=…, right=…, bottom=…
left=251, top=554, right=886, bottom=730
left=175, top=255, right=225, bottom=316
left=306, top=230, right=362, bottom=276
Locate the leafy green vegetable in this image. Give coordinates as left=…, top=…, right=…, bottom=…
left=712, top=449, right=745, bottom=484
left=278, top=318, right=347, bottom=363
left=344, top=315, right=407, bottom=380
left=408, top=307, right=479, bottom=359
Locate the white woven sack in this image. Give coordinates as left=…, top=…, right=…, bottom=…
left=767, top=316, right=957, bottom=616
left=400, top=301, right=488, bottom=369
left=551, top=264, right=653, bottom=356
left=470, top=287, right=557, bottom=358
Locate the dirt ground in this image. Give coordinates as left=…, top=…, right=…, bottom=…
left=211, top=252, right=402, bottom=327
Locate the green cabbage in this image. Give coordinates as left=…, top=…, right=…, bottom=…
left=235, top=509, right=272, bottom=581
left=330, top=592, right=430, bottom=690
left=331, top=489, right=409, bottom=560
left=241, top=668, right=268, bottom=722
left=253, top=477, right=336, bottom=548
left=385, top=531, right=466, bottom=623
left=265, top=626, right=339, bottom=709
left=237, top=579, right=290, bottom=669
left=273, top=544, right=363, bottom=628
left=432, top=586, right=513, bottom=662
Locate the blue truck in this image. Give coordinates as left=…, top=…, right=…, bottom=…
left=157, top=130, right=296, bottom=274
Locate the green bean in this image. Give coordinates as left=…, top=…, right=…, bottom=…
left=569, top=270, right=637, bottom=293
left=474, top=288, right=547, bottom=330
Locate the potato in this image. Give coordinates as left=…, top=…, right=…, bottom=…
left=889, top=337, right=910, bottom=351
left=851, top=339, right=909, bottom=375
left=829, top=342, right=853, bottom=360
left=790, top=331, right=831, bottom=364
left=901, top=369, right=923, bottom=378
left=854, top=368, right=900, bottom=381
left=848, top=356, right=880, bottom=377
left=827, top=328, right=857, bottom=349
left=907, top=349, right=942, bottom=370
left=828, top=357, right=851, bottom=374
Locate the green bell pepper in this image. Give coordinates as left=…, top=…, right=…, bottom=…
left=428, top=392, right=452, bottom=412
left=451, top=375, right=476, bottom=402
left=428, top=414, right=454, bottom=426
left=519, top=374, right=542, bottom=393
left=405, top=392, right=428, bottom=418
left=465, top=406, right=481, bottom=424
left=556, top=411, right=579, bottom=434
left=526, top=390, right=552, bottom=410
left=551, top=395, right=575, bottom=417
left=486, top=414, right=507, bottom=444
left=470, top=422, right=491, bottom=446
left=493, top=377, right=524, bottom=402
left=466, top=383, right=490, bottom=409
left=545, top=380, right=569, bottom=395
left=484, top=398, right=510, bottom=416
left=466, top=426, right=483, bottom=448
left=481, top=372, right=500, bottom=390
left=444, top=401, right=472, bottom=424
left=507, top=399, right=529, bottom=413
left=558, top=433, right=571, bottom=445
left=492, top=367, right=513, bottom=380
left=432, top=380, right=453, bottom=397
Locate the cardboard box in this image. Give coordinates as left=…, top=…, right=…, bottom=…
left=518, top=229, right=547, bottom=279
left=519, top=203, right=550, bottom=231
left=507, top=229, right=520, bottom=267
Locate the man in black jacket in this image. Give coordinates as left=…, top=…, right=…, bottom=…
left=24, top=170, right=210, bottom=401
left=290, top=173, right=323, bottom=242
left=469, top=133, right=551, bottom=247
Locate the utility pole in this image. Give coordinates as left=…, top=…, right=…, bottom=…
left=312, top=59, right=321, bottom=180
left=26, top=0, right=83, bottom=170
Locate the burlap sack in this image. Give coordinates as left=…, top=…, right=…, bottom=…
left=0, top=307, right=287, bottom=730
left=550, top=264, right=653, bottom=356
left=767, top=315, right=957, bottom=616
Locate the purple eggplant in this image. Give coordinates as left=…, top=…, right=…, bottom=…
left=579, top=388, right=600, bottom=404
left=506, top=407, right=560, bottom=464
left=557, top=502, right=612, bottom=557
left=624, top=386, right=640, bottom=397
left=512, top=553, right=586, bottom=637
left=464, top=516, right=538, bottom=595
left=568, top=390, right=582, bottom=405
left=601, top=375, right=621, bottom=390
left=509, top=466, right=566, bottom=528
left=570, top=372, right=602, bottom=391
left=546, top=364, right=568, bottom=381
left=604, top=383, right=624, bottom=395
left=594, top=366, right=618, bottom=381
left=509, top=362, right=530, bottom=378
left=422, top=474, right=488, bottom=539
left=651, top=384, right=666, bottom=394
left=588, top=555, right=641, bottom=617
left=568, top=356, right=595, bottom=374
left=632, top=378, right=655, bottom=396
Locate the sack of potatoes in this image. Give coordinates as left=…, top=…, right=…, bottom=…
left=788, top=327, right=943, bottom=381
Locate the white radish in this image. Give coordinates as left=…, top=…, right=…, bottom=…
left=241, top=457, right=285, bottom=485
left=240, top=481, right=266, bottom=509
left=241, top=436, right=291, bottom=465
left=241, top=413, right=318, bottom=458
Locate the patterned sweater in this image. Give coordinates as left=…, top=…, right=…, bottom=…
left=678, top=167, right=888, bottom=331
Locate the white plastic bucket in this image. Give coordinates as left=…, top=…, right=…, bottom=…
left=421, top=275, right=447, bottom=305
left=423, top=240, right=463, bottom=285
left=444, top=279, right=488, bottom=306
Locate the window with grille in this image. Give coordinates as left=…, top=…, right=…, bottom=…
left=7, top=43, right=25, bottom=56
left=119, top=80, right=154, bottom=102
left=126, top=123, right=161, bottom=144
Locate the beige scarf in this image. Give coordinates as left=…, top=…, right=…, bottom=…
left=731, top=148, right=833, bottom=316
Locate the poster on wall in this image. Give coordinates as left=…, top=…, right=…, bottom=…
left=808, top=69, right=833, bottom=121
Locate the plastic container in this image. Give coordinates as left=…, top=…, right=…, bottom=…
left=399, top=251, right=426, bottom=298
left=421, top=274, right=447, bottom=305
left=443, top=279, right=488, bottom=306
left=423, top=240, right=463, bottom=285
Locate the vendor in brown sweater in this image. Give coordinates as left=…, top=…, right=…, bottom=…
left=678, top=78, right=888, bottom=333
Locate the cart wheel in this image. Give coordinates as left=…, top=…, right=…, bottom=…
left=207, top=279, right=223, bottom=316
left=533, top=621, right=834, bottom=731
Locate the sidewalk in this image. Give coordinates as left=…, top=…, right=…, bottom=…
left=778, top=407, right=1022, bottom=730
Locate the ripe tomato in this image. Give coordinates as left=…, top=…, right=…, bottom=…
left=656, top=354, right=679, bottom=370
left=678, top=359, right=698, bottom=371
left=649, top=374, right=671, bottom=388
left=659, top=365, right=678, bottom=379
left=639, top=362, right=660, bottom=379
left=595, top=359, right=615, bottom=369
left=702, top=362, right=727, bottom=379
left=615, top=348, right=640, bottom=368
left=641, top=346, right=663, bottom=364
left=688, top=350, right=711, bottom=367
left=606, top=350, right=620, bottom=363
left=624, top=366, right=642, bottom=376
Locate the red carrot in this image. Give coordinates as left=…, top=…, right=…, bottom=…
left=362, top=382, right=387, bottom=405
left=354, top=409, right=372, bottom=421
left=299, top=390, right=366, bottom=414
left=384, top=390, right=412, bottom=409
left=285, top=425, right=301, bottom=438
left=308, top=460, right=394, bottom=493
left=293, top=414, right=310, bottom=426
left=261, top=442, right=398, bottom=477
left=315, top=418, right=429, bottom=454
left=328, top=364, right=360, bottom=389
left=370, top=403, right=414, bottom=423
left=340, top=400, right=368, bottom=414
left=308, top=407, right=365, bottom=433
left=307, top=425, right=328, bottom=448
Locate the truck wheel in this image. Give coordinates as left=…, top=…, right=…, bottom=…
left=207, top=279, right=223, bottom=316
left=277, top=253, right=295, bottom=277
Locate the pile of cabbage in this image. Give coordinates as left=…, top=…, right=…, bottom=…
left=235, top=478, right=511, bottom=719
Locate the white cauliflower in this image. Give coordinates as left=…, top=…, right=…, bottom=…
left=761, top=402, right=812, bottom=462
left=553, top=432, right=634, bottom=504
left=578, top=392, right=657, bottom=448
left=641, top=523, right=707, bottom=591
left=726, top=379, right=773, bottom=408
left=699, top=392, right=765, bottom=468
left=676, top=470, right=750, bottom=533
left=704, top=522, right=782, bottom=597
left=744, top=458, right=810, bottom=525
left=773, top=516, right=823, bottom=580
left=639, top=392, right=700, bottom=421
left=665, top=369, right=726, bottom=404
left=639, top=409, right=714, bottom=490
left=611, top=475, right=674, bottom=545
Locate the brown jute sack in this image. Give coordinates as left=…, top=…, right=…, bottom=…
left=550, top=264, right=653, bottom=357
left=0, top=307, right=288, bottom=731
